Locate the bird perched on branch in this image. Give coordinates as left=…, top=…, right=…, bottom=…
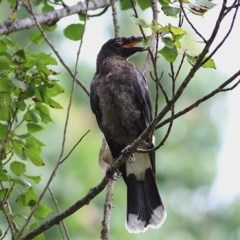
left=90, top=36, right=166, bottom=233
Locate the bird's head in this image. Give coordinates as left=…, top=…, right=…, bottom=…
left=100, top=36, right=146, bottom=59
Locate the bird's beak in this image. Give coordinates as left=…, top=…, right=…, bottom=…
left=122, top=36, right=144, bottom=49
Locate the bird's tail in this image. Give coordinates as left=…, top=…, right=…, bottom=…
left=125, top=158, right=166, bottom=233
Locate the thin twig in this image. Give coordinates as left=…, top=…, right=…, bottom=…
left=100, top=179, right=115, bottom=240
left=179, top=1, right=207, bottom=43
left=59, top=130, right=91, bottom=164
left=48, top=188, right=70, bottom=240
left=201, top=2, right=239, bottom=66
left=156, top=71, right=240, bottom=130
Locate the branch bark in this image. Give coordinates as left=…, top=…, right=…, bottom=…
left=0, top=0, right=114, bottom=35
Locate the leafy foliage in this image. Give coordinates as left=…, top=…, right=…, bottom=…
left=0, top=36, right=63, bottom=237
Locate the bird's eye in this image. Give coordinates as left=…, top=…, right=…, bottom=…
left=115, top=38, right=123, bottom=46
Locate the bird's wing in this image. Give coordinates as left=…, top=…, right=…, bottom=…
left=90, top=73, right=103, bottom=131
left=134, top=68, right=156, bottom=173
left=135, top=68, right=153, bottom=124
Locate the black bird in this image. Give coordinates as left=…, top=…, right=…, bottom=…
left=90, top=36, right=166, bottom=233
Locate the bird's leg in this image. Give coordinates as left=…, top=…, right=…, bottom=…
left=106, top=166, right=122, bottom=180
left=121, top=145, right=135, bottom=163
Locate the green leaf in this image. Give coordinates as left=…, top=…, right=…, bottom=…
left=34, top=203, right=52, bottom=220
left=27, top=123, right=44, bottom=133
left=16, top=186, right=38, bottom=207
left=132, top=17, right=150, bottom=28
left=159, top=0, right=170, bottom=6
left=36, top=61, right=51, bottom=75
left=36, top=53, right=57, bottom=65
left=35, top=104, right=52, bottom=123
left=170, top=25, right=185, bottom=36
left=10, top=161, right=26, bottom=176
left=63, top=24, right=84, bottom=41
left=0, top=77, right=13, bottom=92
left=42, top=3, right=55, bottom=12
left=24, top=175, right=41, bottom=184
left=186, top=52, right=216, bottom=68
left=162, top=37, right=175, bottom=48
left=12, top=138, right=27, bottom=160
left=25, top=148, right=44, bottom=166
left=47, top=82, right=64, bottom=97
left=0, top=55, right=11, bottom=70
left=137, top=0, right=151, bottom=10
left=0, top=188, right=8, bottom=200
left=202, top=58, right=216, bottom=69
left=0, top=123, right=8, bottom=139
left=29, top=32, right=44, bottom=45
left=48, top=98, right=62, bottom=109
left=0, top=41, right=7, bottom=52
left=120, top=0, right=133, bottom=10
left=162, top=6, right=181, bottom=17
left=0, top=172, right=9, bottom=181
left=159, top=45, right=178, bottom=62
left=24, top=110, right=41, bottom=123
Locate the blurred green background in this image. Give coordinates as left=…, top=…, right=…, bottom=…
left=1, top=1, right=240, bottom=239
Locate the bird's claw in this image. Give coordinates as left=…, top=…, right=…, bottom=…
left=121, top=145, right=135, bottom=163
left=106, top=167, right=122, bottom=180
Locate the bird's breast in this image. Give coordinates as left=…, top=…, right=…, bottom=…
left=96, top=76, right=143, bottom=144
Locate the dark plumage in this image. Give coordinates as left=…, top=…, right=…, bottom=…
left=90, top=36, right=166, bottom=233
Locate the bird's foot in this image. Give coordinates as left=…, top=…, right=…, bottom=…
left=106, top=167, right=122, bottom=180
left=121, top=145, right=135, bottom=163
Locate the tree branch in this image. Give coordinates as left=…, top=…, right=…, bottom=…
left=0, top=0, right=114, bottom=35
left=156, top=70, right=240, bottom=130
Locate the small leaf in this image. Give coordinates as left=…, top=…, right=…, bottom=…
left=202, top=58, right=216, bottom=69
left=24, top=175, right=41, bottom=184
left=162, top=6, right=181, bottom=17
left=132, top=17, right=150, bottom=28
left=42, top=3, right=55, bottom=12
left=48, top=98, right=63, bottom=109
left=36, top=53, right=57, bottom=65
left=120, top=0, right=133, bottom=10
left=0, top=123, right=8, bottom=139
left=29, top=32, right=44, bottom=45
left=186, top=52, right=216, bottom=69
left=0, top=188, right=8, bottom=200
left=159, top=45, right=178, bottom=62
left=63, top=24, right=84, bottom=41
left=26, top=148, right=44, bottom=166
left=137, top=0, right=151, bottom=10
left=34, top=203, right=52, bottom=220
left=16, top=187, right=38, bottom=207
left=159, top=0, right=170, bottom=6
left=10, top=161, right=26, bottom=176
left=27, top=123, right=44, bottom=133
left=0, top=55, right=11, bottom=70
left=162, top=37, right=175, bottom=48
left=35, top=104, right=52, bottom=123
left=47, top=82, right=64, bottom=97
left=24, top=110, right=41, bottom=123
left=170, top=25, right=185, bottom=36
